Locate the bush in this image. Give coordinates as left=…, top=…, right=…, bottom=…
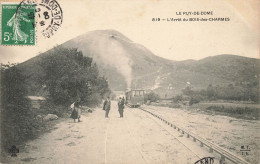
left=189, top=96, right=201, bottom=105
left=173, top=95, right=183, bottom=103
left=182, top=83, right=259, bottom=103
left=206, top=105, right=259, bottom=120
left=40, top=101, right=70, bottom=117
left=144, top=92, right=160, bottom=103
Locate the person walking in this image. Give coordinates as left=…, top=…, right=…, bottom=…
left=121, top=97, right=125, bottom=117
left=118, top=97, right=125, bottom=117
left=70, top=100, right=81, bottom=122
left=70, top=102, right=78, bottom=123
left=118, top=97, right=122, bottom=117
left=75, top=101, right=81, bottom=122
left=104, top=97, right=111, bottom=118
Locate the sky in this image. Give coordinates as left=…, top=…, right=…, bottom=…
left=0, top=0, right=259, bottom=63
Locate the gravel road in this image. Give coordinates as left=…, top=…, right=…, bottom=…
left=4, top=102, right=224, bottom=164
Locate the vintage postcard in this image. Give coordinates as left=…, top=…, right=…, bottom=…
left=0, top=0, right=259, bottom=163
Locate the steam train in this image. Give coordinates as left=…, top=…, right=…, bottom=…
left=125, top=89, right=145, bottom=108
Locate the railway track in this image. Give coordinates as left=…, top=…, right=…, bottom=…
left=104, top=118, right=110, bottom=164
left=124, top=112, right=150, bottom=164
left=129, top=106, right=202, bottom=161
left=138, top=107, right=250, bottom=164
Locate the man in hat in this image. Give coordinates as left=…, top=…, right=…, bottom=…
left=118, top=97, right=122, bottom=117
left=118, top=97, right=125, bottom=117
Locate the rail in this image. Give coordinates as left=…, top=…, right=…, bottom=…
left=139, top=107, right=250, bottom=164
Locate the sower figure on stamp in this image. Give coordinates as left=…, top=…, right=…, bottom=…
left=7, top=10, right=31, bottom=43
left=104, top=97, right=111, bottom=118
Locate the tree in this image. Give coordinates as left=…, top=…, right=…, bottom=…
left=1, top=64, right=31, bottom=150
left=206, top=84, right=216, bottom=100
left=41, top=47, right=110, bottom=106
left=189, top=96, right=201, bottom=105
left=144, top=92, right=160, bottom=103
left=173, top=95, right=183, bottom=103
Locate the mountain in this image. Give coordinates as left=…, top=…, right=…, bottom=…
left=17, top=30, right=260, bottom=98
left=154, top=55, right=260, bottom=97
left=62, top=30, right=175, bottom=90
left=188, top=55, right=259, bottom=82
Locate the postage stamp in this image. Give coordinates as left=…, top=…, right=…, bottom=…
left=1, top=3, right=36, bottom=45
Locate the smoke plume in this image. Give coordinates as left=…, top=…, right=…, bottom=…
left=88, top=33, right=133, bottom=88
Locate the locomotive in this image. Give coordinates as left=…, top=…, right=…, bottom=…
left=125, top=89, right=145, bottom=108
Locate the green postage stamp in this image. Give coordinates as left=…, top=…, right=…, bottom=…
left=1, top=3, right=35, bottom=45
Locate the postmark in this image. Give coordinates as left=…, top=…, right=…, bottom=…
left=35, top=0, right=63, bottom=38
left=194, top=157, right=215, bottom=164
left=1, top=2, right=36, bottom=45
left=17, top=0, right=63, bottom=38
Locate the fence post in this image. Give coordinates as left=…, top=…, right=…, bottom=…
left=220, top=155, right=225, bottom=163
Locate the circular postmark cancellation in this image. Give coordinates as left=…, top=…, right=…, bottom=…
left=36, top=0, right=63, bottom=38
left=17, top=0, right=63, bottom=38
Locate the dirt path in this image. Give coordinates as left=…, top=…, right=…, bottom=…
left=4, top=102, right=207, bottom=164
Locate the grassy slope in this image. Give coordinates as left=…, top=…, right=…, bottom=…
left=154, top=55, right=260, bottom=97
